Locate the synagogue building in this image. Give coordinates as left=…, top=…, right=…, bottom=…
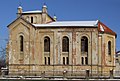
left=7, top=5, right=117, bottom=77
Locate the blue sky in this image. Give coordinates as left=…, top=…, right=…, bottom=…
left=0, top=0, right=120, bottom=51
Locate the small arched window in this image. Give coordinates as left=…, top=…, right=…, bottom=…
left=81, top=36, right=88, bottom=52
left=85, top=57, right=88, bottom=65
left=108, top=41, right=111, bottom=55
left=31, top=17, right=33, bottom=23
left=44, top=36, right=50, bottom=52
left=82, top=57, right=84, bottom=65
left=44, top=57, right=47, bottom=65
left=20, top=35, right=24, bottom=52
left=62, top=36, right=69, bottom=52
left=63, top=57, right=65, bottom=65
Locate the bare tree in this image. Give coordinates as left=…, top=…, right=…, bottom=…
left=0, top=46, right=6, bottom=68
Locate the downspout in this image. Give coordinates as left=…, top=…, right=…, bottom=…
left=97, top=31, right=99, bottom=77
left=91, top=31, right=92, bottom=77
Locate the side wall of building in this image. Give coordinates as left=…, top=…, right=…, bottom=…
left=98, top=33, right=116, bottom=72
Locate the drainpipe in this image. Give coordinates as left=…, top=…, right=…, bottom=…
left=91, top=31, right=92, bottom=77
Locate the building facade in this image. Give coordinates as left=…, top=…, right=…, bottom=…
left=7, top=5, right=117, bottom=77
left=115, top=51, right=120, bottom=76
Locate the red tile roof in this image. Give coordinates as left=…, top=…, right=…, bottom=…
left=98, top=21, right=117, bottom=37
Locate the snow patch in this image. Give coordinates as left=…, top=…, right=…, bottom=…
left=100, top=25, right=104, bottom=32
left=33, top=20, right=98, bottom=27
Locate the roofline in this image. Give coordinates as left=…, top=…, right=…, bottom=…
left=33, top=20, right=99, bottom=27
left=21, top=13, right=42, bottom=15
left=33, top=24, right=98, bottom=27
left=35, top=26, right=98, bottom=29
left=98, top=21, right=117, bottom=38
left=7, top=16, right=36, bottom=28
left=47, top=14, right=55, bottom=21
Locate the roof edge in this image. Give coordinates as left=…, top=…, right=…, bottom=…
left=7, top=16, right=35, bottom=28
left=98, top=21, right=117, bottom=38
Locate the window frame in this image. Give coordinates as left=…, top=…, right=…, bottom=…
left=62, top=36, right=69, bottom=52
left=63, top=57, right=65, bottom=65
left=81, top=36, right=88, bottom=52
left=31, top=16, right=33, bottom=23
left=20, top=35, right=24, bottom=52
left=108, top=41, right=111, bottom=55
left=44, top=36, right=50, bottom=52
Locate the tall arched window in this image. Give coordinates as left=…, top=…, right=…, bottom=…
left=62, top=36, right=69, bottom=52
left=44, top=36, right=50, bottom=52
left=108, top=41, right=111, bottom=55
left=81, top=36, right=88, bottom=52
left=20, top=35, right=24, bottom=52
left=82, top=57, right=84, bottom=65
left=31, top=17, right=33, bottom=23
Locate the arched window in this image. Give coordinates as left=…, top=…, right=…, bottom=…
left=31, top=17, right=33, bottom=23
left=85, top=57, right=88, bottom=65
left=81, top=36, right=88, bottom=52
left=48, top=57, right=50, bottom=65
left=62, top=36, right=69, bottom=52
left=44, top=57, right=47, bottom=65
left=44, top=36, right=50, bottom=52
left=82, top=57, right=84, bottom=65
left=108, top=41, right=111, bottom=55
left=20, top=35, right=24, bottom=52
left=63, top=57, right=65, bottom=65
left=66, top=57, right=69, bottom=65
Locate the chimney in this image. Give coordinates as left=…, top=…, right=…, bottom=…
left=42, top=4, right=47, bottom=13
left=42, top=4, right=47, bottom=23
left=17, top=6, right=23, bottom=17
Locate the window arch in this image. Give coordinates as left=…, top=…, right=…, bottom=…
left=62, top=36, right=69, bottom=52
left=44, top=36, right=50, bottom=52
left=108, top=41, right=111, bottom=55
left=20, top=35, right=24, bottom=52
left=31, top=16, right=33, bottom=23
left=81, top=36, right=88, bottom=52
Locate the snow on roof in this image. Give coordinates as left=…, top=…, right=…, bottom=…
left=22, top=10, right=42, bottom=14
left=100, top=25, right=104, bottom=31
left=18, top=6, right=22, bottom=9
left=33, top=20, right=99, bottom=27
left=43, top=5, right=47, bottom=8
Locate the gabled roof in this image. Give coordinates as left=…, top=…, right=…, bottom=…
left=33, top=20, right=116, bottom=37
left=7, top=16, right=35, bottom=27
left=98, top=21, right=117, bottom=36
left=8, top=16, right=117, bottom=37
